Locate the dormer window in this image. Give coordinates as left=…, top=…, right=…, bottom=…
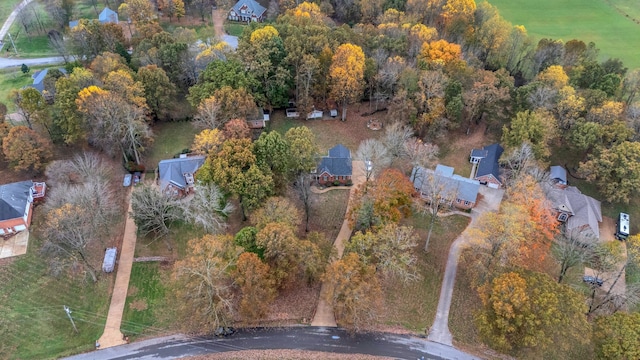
left=558, top=213, right=569, bottom=222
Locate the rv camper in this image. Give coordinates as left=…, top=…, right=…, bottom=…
left=616, top=212, right=630, bottom=240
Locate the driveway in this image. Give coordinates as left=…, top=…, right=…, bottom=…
left=428, top=186, right=503, bottom=346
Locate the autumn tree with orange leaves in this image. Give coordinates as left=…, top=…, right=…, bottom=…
left=234, top=252, right=276, bottom=320
left=349, top=168, right=415, bottom=231
left=417, top=39, right=462, bottom=69
left=2, top=126, right=53, bottom=172
left=329, top=43, right=365, bottom=121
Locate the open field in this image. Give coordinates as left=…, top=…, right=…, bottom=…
left=3, top=1, right=57, bottom=57
left=0, top=0, right=22, bottom=30
left=0, top=67, right=44, bottom=112
left=0, top=243, right=111, bottom=359
left=143, top=121, right=200, bottom=171
left=487, top=0, right=640, bottom=69
left=381, top=214, right=470, bottom=332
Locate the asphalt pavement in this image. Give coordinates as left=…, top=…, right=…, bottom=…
left=63, top=327, right=480, bottom=360
left=0, top=56, right=66, bottom=69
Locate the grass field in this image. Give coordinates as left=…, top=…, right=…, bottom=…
left=0, top=68, right=43, bottom=112
left=224, top=23, right=247, bottom=37
left=0, top=0, right=22, bottom=29
left=3, top=1, right=57, bottom=57
left=381, top=214, right=470, bottom=331
left=0, top=249, right=111, bottom=359
left=143, top=121, right=199, bottom=171
left=121, top=262, right=174, bottom=339
left=487, top=0, right=640, bottom=69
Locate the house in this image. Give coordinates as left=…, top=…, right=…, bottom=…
left=412, top=164, right=480, bottom=210
left=286, top=108, right=300, bottom=118
left=246, top=108, right=270, bottom=129
left=0, top=181, right=46, bottom=236
left=69, top=6, right=118, bottom=29
left=470, top=143, right=504, bottom=188
left=315, top=144, right=352, bottom=185
left=31, top=68, right=67, bottom=94
left=157, top=155, right=206, bottom=197
left=546, top=185, right=602, bottom=242
left=550, top=165, right=568, bottom=186
left=99, top=7, right=118, bottom=24
left=228, top=0, right=267, bottom=22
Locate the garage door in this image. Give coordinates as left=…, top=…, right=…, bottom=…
left=14, top=225, right=26, bottom=231
left=488, top=182, right=499, bottom=189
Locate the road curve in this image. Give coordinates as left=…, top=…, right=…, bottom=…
left=63, top=327, right=481, bottom=360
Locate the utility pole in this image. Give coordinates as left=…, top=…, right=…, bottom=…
left=7, top=32, right=17, bottom=56
left=63, top=305, right=79, bottom=333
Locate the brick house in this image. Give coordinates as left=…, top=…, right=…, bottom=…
left=470, top=143, right=504, bottom=189
left=228, top=0, right=267, bottom=22
left=412, top=164, right=480, bottom=210
left=315, top=144, right=352, bottom=185
left=0, top=181, right=46, bottom=236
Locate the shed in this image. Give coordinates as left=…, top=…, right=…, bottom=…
left=102, top=247, right=117, bottom=273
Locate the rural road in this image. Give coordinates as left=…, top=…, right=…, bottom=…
left=0, top=0, right=66, bottom=69
left=64, top=327, right=480, bottom=360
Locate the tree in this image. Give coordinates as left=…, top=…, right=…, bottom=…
left=293, top=173, right=312, bottom=232
left=68, top=20, right=126, bottom=61
left=251, top=197, right=302, bottom=231
left=188, top=59, right=256, bottom=108
left=349, top=168, right=415, bottom=231
left=21, top=64, right=30, bottom=74
left=355, top=138, right=390, bottom=182
left=254, top=130, right=290, bottom=183
left=346, top=223, right=419, bottom=283
left=222, top=118, right=251, bottom=140
left=284, top=126, right=318, bottom=175
left=137, top=65, right=176, bottom=120
left=130, top=185, right=183, bottom=242
left=174, top=234, right=242, bottom=333
left=593, top=312, right=640, bottom=360
left=103, top=70, right=149, bottom=112
left=193, top=88, right=257, bottom=129
left=12, top=87, right=47, bottom=130
left=255, top=222, right=301, bottom=286
left=535, top=65, right=568, bottom=89
left=501, top=110, right=557, bottom=161
left=579, top=141, right=640, bottom=203
left=192, top=129, right=224, bottom=155
left=161, top=0, right=185, bottom=22
left=323, top=253, right=383, bottom=332
left=182, top=182, right=233, bottom=234
left=329, top=43, right=366, bottom=121
left=382, top=121, right=413, bottom=164
left=2, top=126, right=53, bottom=172
left=53, top=67, right=97, bottom=144
left=404, top=138, right=439, bottom=170
left=234, top=226, right=262, bottom=257
left=463, top=69, right=512, bottom=133
left=417, top=39, right=462, bottom=69
left=234, top=252, right=276, bottom=320
left=76, top=86, right=152, bottom=164
left=552, top=230, right=595, bottom=283
left=476, top=270, right=590, bottom=357
left=120, top=0, right=155, bottom=24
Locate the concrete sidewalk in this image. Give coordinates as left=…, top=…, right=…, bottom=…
left=97, top=189, right=138, bottom=349
left=311, top=161, right=365, bottom=327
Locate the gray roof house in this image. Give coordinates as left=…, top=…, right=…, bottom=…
left=470, top=143, right=504, bottom=188
left=546, top=185, right=602, bottom=242
left=550, top=165, right=567, bottom=186
left=158, top=155, right=206, bottom=196
left=412, top=164, right=480, bottom=209
left=228, top=0, right=267, bottom=22
left=316, top=144, right=352, bottom=184
left=99, top=7, right=119, bottom=24
left=31, top=68, right=67, bottom=93
left=0, top=180, right=42, bottom=235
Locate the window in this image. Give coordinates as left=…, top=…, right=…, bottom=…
left=558, top=213, right=569, bottom=222
left=323, top=176, right=328, bottom=182
left=464, top=201, right=470, bottom=206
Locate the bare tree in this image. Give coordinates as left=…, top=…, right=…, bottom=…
left=404, top=138, right=439, bottom=170
left=192, top=97, right=221, bottom=130
left=500, top=143, right=549, bottom=187
left=182, top=182, right=234, bottom=234
left=412, top=166, right=457, bottom=251
left=355, top=138, right=391, bottom=182
left=383, top=121, right=413, bottom=164
left=293, top=174, right=312, bottom=232
left=552, top=230, right=595, bottom=283
left=130, top=185, right=183, bottom=245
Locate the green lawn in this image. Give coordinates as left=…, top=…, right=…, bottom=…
left=143, top=121, right=200, bottom=171
left=0, top=69, right=42, bottom=112
left=0, top=249, right=111, bottom=359
left=121, top=262, right=173, bottom=339
left=224, top=23, right=247, bottom=37
left=2, top=0, right=57, bottom=57
left=0, top=0, right=22, bottom=28
left=487, top=0, right=640, bottom=69
left=381, top=214, right=470, bottom=331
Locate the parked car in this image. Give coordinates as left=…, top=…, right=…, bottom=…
left=583, top=275, right=604, bottom=287
left=123, top=174, right=132, bottom=187
left=133, top=172, right=141, bottom=185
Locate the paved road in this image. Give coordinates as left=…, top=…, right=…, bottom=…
left=0, top=56, right=65, bottom=69
left=428, top=187, right=504, bottom=346
left=64, top=327, right=480, bottom=360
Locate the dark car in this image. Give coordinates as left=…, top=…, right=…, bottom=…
left=583, top=275, right=604, bottom=287
left=133, top=172, right=141, bottom=185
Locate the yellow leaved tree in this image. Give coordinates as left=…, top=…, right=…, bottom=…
left=329, top=43, right=365, bottom=121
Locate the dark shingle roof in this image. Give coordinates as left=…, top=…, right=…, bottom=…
left=0, top=181, right=33, bottom=222
left=475, top=143, right=503, bottom=181
left=318, top=144, right=352, bottom=176
left=470, top=149, right=488, bottom=158
left=412, top=166, right=479, bottom=203
left=158, top=156, right=206, bottom=190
